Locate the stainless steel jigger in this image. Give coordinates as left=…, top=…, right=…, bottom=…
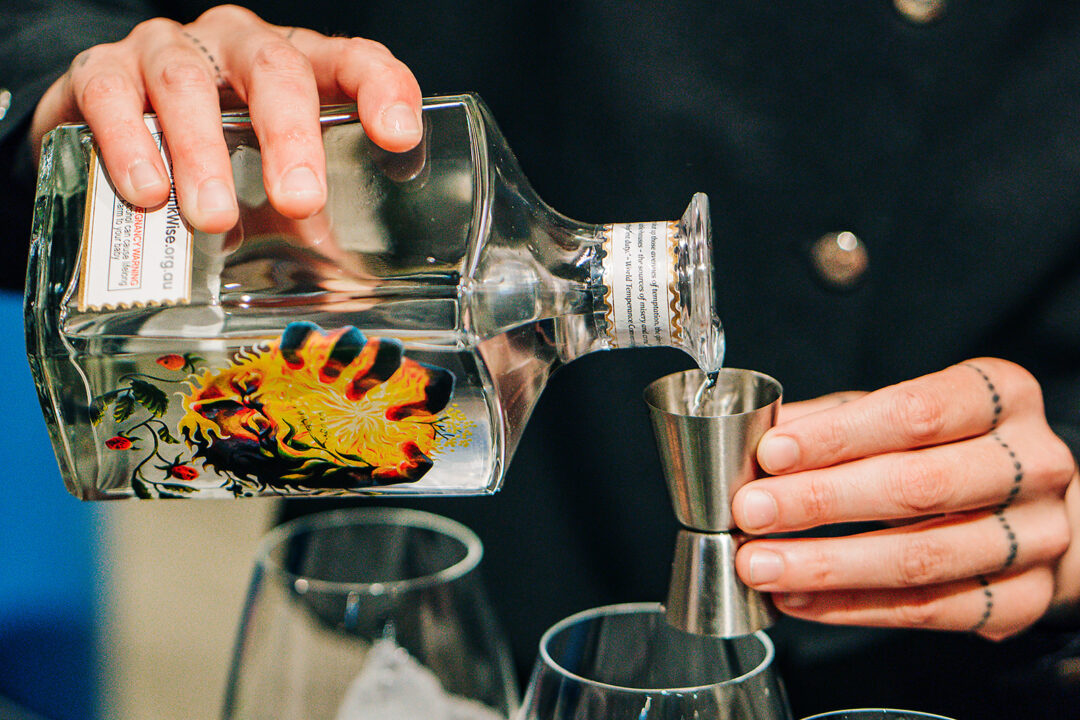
left=644, top=368, right=783, bottom=637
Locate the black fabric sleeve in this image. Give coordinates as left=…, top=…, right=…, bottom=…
left=0, top=2, right=158, bottom=289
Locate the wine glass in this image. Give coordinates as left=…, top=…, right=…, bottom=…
left=800, top=712, right=956, bottom=719
left=221, top=507, right=519, bottom=720
left=517, top=602, right=792, bottom=720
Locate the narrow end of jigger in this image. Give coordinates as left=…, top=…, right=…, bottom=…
left=664, top=529, right=778, bottom=637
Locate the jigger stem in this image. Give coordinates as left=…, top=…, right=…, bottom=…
left=665, top=529, right=777, bottom=637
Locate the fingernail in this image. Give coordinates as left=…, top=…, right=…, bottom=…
left=381, top=102, right=422, bottom=138
left=781, top=593, right=813, bottom=609
left=278, top=166, right=322, bottom=199
left=748, top=550, right=784, bottom=585
left=198, top=178, right=236, bottom=214
left=741, top=488, right=778, bottom=530
left=129, top=160, right=165, bottom=192
left=759, top=434, right=800, bottom=473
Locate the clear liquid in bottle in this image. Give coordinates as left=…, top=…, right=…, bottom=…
left=26, top=95, right=724, bottom=499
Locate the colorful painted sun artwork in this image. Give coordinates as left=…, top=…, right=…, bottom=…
left=91, top=322, right=464, bottom=497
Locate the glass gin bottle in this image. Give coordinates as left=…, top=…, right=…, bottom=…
left=26, top=94, right=724, bottom=500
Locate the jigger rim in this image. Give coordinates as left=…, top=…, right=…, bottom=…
left=643, top=368, right=782, bottom=419
left=255, top=506, right=483, bottom=596
left=537, top=602, right=776, bottom=693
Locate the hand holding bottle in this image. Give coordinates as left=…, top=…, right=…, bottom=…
left=29, top=4, right=422, bottom=233
left=733, top=357, right=1080, bottom=639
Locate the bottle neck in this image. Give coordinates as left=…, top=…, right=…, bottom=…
left=468, top=190, right=722, bottom=372
left=584, top=194, right=724, bottom=373
left=594, top=220, right=684, bottom=354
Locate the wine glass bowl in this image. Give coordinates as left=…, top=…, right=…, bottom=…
left=222, top=507, right=518, bottom=720
left=517, top=602, right=792, bottom=720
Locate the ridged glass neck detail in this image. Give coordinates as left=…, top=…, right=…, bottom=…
left=675, top=193, right=725, bottom=374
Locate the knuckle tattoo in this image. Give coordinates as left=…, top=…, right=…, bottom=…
left=964, top=362, right=1004, bottom=430
left=970, top=575, right=994, bottom=632
left=993, top=510, right=1019, bottom=570
left=991, top=433, right=1023, bottom=508
left=980, top=571, right=1053, bottom=640
left=180, top=31, right=224, bottom=85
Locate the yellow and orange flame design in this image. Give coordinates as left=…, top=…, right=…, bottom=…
left=177, top=323, right=461, bottom=488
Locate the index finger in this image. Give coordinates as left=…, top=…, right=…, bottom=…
left=775, top=391, right=866, bottom=424
left=757, top=358, right=1043, bottom=474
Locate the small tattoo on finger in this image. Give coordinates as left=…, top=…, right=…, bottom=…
left=181, top=30, right=225, bottom=85
left=964, top=363, right=1003, bottom=430
left=971, top=575, right=993, bottom=632
left=994, top=509, right=1019, bottom=570
left=992, top=432, right=1024, bottom=509
left=987, top=433, right=1022, bottom=570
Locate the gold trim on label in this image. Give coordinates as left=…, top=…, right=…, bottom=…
left=600, top=221, right=683, bottom=348
left=599, top=223, right=619, bottom=347
left=666, top=220, right=684, bottom=343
